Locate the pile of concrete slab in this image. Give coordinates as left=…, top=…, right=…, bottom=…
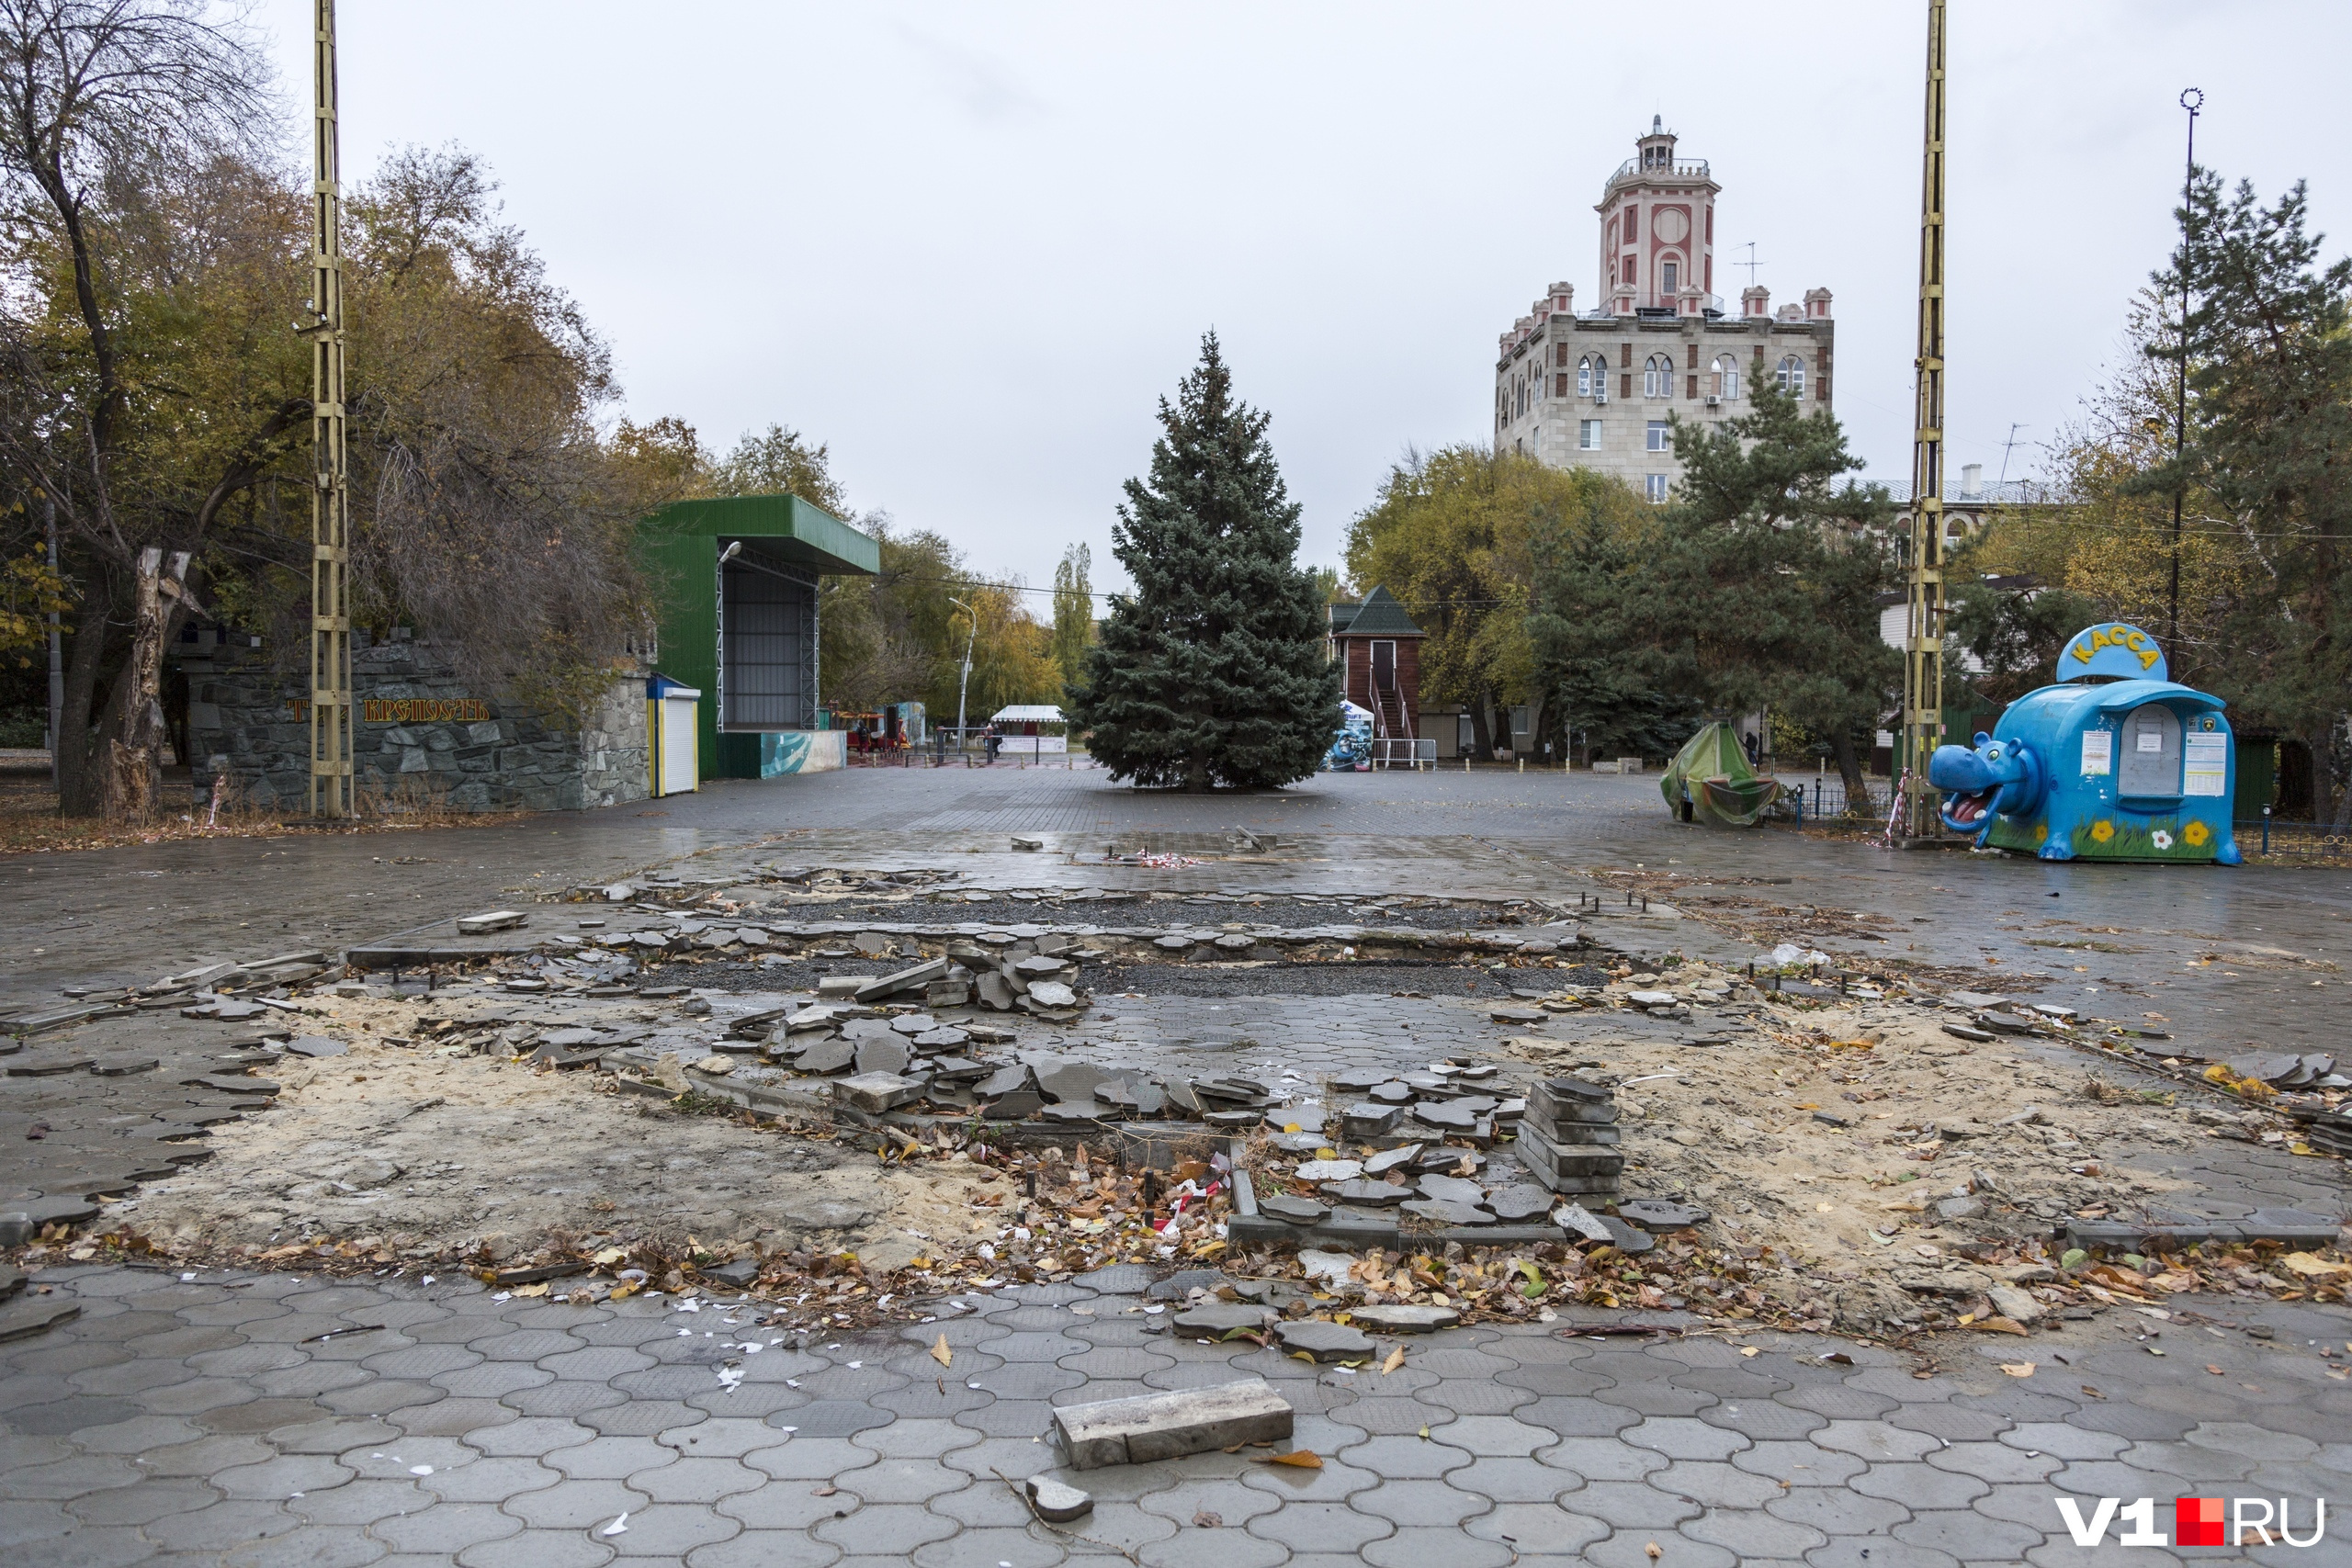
left=1513, top=1074, right=1623, bottom=1200
left=1331, top=1063, right=1522, bottom=1146
left=818, top=937, right=1091, bottom=1021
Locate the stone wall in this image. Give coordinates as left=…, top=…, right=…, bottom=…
left=183, top=637, right=649, bottom=814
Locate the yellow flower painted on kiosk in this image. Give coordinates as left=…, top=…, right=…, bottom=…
left=2033, top=823, right=2048, bottom=845
left=2184, top=820, right=2211, bottom=848
left=2089, top=819, right=2116, bottom=844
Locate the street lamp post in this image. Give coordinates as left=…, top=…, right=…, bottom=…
left=2167, top=87, right=2202, bottom=653
left=949, top=596, right=977, bottom=755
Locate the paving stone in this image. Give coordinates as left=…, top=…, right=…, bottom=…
left=1762, top=1486, right=1913, bottom=1533
left=811, top=1502, right=960, bottom=1554
left=1802, top=1540, right=1961, bottom=1568
left=455, top=1533, right=617, bottom=1568
left=1348, top=1304, right=1460, bottom=1334
left=1622, top=1415, right=1753, bottom=1462
left=1809, top=1416, right=1943, bottom=1463
left=1023, top=1473, right=1092, bottom=1521
left=1167, top=1303, right=1272, bottom=1338
left=1053, top=1379, right=1293, bottom=1469
left=1272, top=1321, right=1373, bottom=1362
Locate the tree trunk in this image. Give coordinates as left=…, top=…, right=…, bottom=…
left=55, top=568, right=115, bottom=818
left=1467, top=701, right=1493, bottom=762
left=1830, top=728, right=1870, bottom=814
left=2330, top=716, right=2352, bottom=830
left=102, top=548, right=175, bottom=824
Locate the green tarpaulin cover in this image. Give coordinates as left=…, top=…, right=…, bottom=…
left=1659, top=721, right=1785, bottom=827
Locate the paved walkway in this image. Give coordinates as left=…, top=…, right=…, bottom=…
left=4, top=1261, right=2346, bottom=1568
left=7, top=767, right=2347, bottom=1562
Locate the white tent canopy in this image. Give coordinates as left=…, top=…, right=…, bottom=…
left=990, top=705, right=1067, bottom=725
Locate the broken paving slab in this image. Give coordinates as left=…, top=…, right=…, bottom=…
left=1052, top=1379, right=1293, bottom=1470
left=1350, top=1303, right=1461, bottom=1334
left=1169, top=1302, right=1275, bottom=1338
left=854, top=955, right=948, bottom=1004
left=1330, top=1180, right=1408, bottom=1207
left=1272, top=1319, right=1374, bottom=1361
left=0, top=1195, right=100, bottom=1247
left=0, top=1296, right=81, bottom=1343
left=1023, top=1475, right=1091, bottom=1521
left=1615, top=1199, right=1710, bottom=1231
left=831, top=1072, right=922, bottom=1113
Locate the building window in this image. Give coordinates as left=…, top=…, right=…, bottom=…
left=1644, top=355, right=1673, bottom=398
left=1645, top=473, right=1669, bottom=504
left=1778, top=355, right=1805, bottom=397
left=1624, top=207, right=1638, bottom=242
left=1713, top=355, right=1742, bottom=399
left=1645, top=420, right=1669, bottom=452
left=1555, top=342, right=1570, bottom=367
left=1660, top=260, right=1679, bottom=296
left=1579, top=419, right=1601, bottom=450
left=1555, top=372, right=1568, bottom=398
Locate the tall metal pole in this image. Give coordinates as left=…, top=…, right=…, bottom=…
left=2166, top=88, right=2201, bottom=653
left=950, top=595, right=975, bottom=751
left=1901, top=0, right=1948, bottom=840
left=307, top=0, right=354, bottom=816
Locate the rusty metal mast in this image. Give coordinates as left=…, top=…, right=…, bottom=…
left=1901, top=0, right=1948, bottom=839
left=308, top=0, right=354, bottom=816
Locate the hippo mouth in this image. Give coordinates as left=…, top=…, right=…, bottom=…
left=1942, top=787, right=1996, bottom=829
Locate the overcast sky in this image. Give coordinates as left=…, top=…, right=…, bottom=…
left=255, top=1, right=2350, bottom=601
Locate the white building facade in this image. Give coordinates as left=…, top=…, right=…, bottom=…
left=1494, top=119, right=1835, bottom=502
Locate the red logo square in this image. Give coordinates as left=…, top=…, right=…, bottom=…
left=2176, top=1496, right=2225, bottom=1547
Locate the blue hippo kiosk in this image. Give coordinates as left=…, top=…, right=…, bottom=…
left=1927, top=622, right=2239, bottom=863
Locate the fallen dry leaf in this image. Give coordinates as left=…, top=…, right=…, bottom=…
left=1250, top=1451, right=1323, bottom=1469
left=1999, top=1362, right=2035, bottom=1378
left=1645, top=1543, right=1663, bottom=1561
left=2281, top=1252, right=2352, bottom=1278
left=1978, top=1316, right=2030, bottom=1337
left=1193, top=1509, right=1223, bottom=1528
left=810, top=1484, right=837, bottom=1497
left=1381, top=1347, right=1406, bottom=1376
left=1738, top=1346, right=1760, bottom=1358
left=2206, top=1364, right=2225, bottom=1375
left=931, top=1334, right=953, bottom=1369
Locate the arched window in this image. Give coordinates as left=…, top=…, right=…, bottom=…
left=1778, top=355, right=1806, bottom=397
left=1713, top=355, right=1742, bottom=400
left=1577, top=355, right=1603, bottom=398
left=1644, top=355, right=1673, bottom=399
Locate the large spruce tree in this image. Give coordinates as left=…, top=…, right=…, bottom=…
left=1070, top=334, right=1340, bottom=790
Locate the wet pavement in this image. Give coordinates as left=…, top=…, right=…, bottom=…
left=1, top=1260, right=2345, bottom=1568
left=5, top=763, right=2347, bottom=1563
left=6, top=768, right=2347, bottom=1060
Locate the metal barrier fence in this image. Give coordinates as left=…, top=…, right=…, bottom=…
left=2240, top=817, right=2352, bottom=859
left=1768, top=777, right=1895, bottom=824
left=1370, top=738, right=1438, bottom=770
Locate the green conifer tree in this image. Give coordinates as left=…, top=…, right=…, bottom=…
left=1069, top=334, right=1340, bottom=790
